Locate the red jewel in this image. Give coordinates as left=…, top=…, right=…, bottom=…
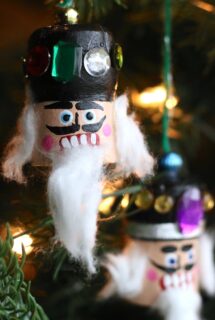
left=26, top=46, right=50, bottom=76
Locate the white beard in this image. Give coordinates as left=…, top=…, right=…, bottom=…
left=153, top=287, right=202, bottom=320
left=99, top=240, right=147, bottom=299
left=2, top=90, right=154, bottom=274
left=48, top=146, right=104, bottom=273
left=114, top=95, right=154, bottom=179
left=2, top=88, right=36, bottom=183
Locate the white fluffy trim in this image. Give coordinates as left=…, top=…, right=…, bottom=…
left=114, top=94, right=154, bottom=179
left=2, top=97, right=36, bottom=184
left=99, top=240, right=146, bottom=299
left=199, top=231, right=215, bottom=296
left=153, top=287, right=202, bottom=320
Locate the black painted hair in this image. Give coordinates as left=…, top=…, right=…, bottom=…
left=25, top=24, right=119, bottom=103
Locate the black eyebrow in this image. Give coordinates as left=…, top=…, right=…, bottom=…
left=44, top=102, right=72, bottom=109
left=181, top=244, right=193, bottom=252
left=161, top=246, right=177, bottom=253
left=76, top=101, right=104, bottom=111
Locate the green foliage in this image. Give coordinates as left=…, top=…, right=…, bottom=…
left=0, top=225, right=49, bottom=320
left=46, top=0, right=127, bottom=21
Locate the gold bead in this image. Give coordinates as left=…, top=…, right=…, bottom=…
left=135, top=189, right=154, bottom=210
left=154, top=195, right=174, bottom=214
left=203, top=192, right=215, bottom=212
left=121, top=194, right=130, bottom=209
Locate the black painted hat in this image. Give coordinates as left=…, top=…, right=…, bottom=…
left=24, top=24, right=123, bottom=102
left=126, top=153, right=205, bottom=240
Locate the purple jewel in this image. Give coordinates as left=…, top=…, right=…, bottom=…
left=176, top=187, right=203, bottom=234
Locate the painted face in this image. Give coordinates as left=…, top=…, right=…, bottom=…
left=147, top=240, right=198, bottom=291
left=33, top=100, right=117, bottom=165
left=130, top=239, right=200, bottom=306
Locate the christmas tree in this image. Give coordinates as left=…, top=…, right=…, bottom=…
left=0, top=0, right=215, bottom=319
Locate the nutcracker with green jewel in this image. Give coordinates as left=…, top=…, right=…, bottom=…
left=2, top=1, right=154, bottom=273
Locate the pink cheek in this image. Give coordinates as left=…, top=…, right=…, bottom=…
left=41, top=135, right=54, bottom=152
left=146, top=268, right=159, bottom=282
left=103, top=124, right=112, bottom=137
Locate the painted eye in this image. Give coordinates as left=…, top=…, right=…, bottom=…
left=165, top=254, right=178, bottom=268
left=59, top=110, right=73, bottom=125
left=187, top=249, right=195, bottom=263
left=83, top=110, right=97, bottom=124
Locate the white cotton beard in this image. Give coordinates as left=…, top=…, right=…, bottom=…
left=2, top=88, right=36, bottom=184
left=48, top=146, right=104, bottom=274
left=199, top=231, right=215, bottom=296
left=153, top=287, right=202, bottom=320
left=114, top=95, right=154, bottom=179
left=99, top=240, right=146, bottom=299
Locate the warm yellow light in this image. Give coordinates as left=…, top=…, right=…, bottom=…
left=132, top=85, right=178, bottom=109
left=66, top=8, right=79, bottom=24
left=99, top=197, right=115, bottom=214
left=121, top=194, right=129, bottom=208
left=166, top=96, right=178, bottom=110
left=99, top=188, right=115, bottom=215
left=13, top=234, right=33, bottom=255
left=193, top=0, right=215, bottom=13
left=139, top=85, right=166, bottom=106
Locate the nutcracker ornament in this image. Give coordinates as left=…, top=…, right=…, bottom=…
left=100, top=152, right=215, bottom=319
left=2, top=6, right=154, bottom=273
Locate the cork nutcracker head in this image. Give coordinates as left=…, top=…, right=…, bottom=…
left=0, top=20, right=153, bottom=273
left=100, top=153, right=215, bottom=320
left=124, top=152, right=205, bottom=303
left=23, top=24, right=122, bottom=162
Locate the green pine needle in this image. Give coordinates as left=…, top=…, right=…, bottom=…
left=0, top=225, right=49, bottom=320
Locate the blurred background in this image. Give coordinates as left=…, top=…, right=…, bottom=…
left=0, top=0, right=215, bottom=319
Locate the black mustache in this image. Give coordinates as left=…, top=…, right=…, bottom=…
left=150, top=260, right=195, bottom=274
left=184, top=263, right=194, bottom=271
left=82, top=116, right=106, bottom=133
left=46, top=113, right=80, bottom=135
left=151, top=260, right=179, bottom=274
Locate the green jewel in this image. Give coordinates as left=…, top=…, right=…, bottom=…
left=114, top=44, right=123, bottom=70
left=51, top=41, right=82, bottom=82
left=56, top=0, right=73, bottom=9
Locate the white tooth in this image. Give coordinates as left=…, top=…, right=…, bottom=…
left=180, top=272, right=186, bottom=284
left=186, top=271, right=192, bottom=283
left=163, top=275, right=172, bottom=288
left=172, top=274, right=180, bottom=287
left=80, top=134, right=87, bottom=145
left=187, top=283, right=193, bottom=290
left=71, top=136, right=79, bottom=147
left=61, top=138, right=71, bottom=149
left=91, top=133, right=97, bottom=145
left=181, top=283, right=187, bottom=290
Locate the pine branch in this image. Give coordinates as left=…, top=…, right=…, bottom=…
left=0, top=225, right=49, bottom=320
left=46, top=0, right=127, bottom=21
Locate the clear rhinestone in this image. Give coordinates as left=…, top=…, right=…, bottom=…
left=84, top=47, right=111, bottom=77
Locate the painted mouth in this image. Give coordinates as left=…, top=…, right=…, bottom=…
left=60, top=133, right=100, bottom=149
left=160, top=271, right=193, bottom=290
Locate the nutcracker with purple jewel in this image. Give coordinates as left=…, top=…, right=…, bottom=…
left=100, top=152, right=215, bottom=320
